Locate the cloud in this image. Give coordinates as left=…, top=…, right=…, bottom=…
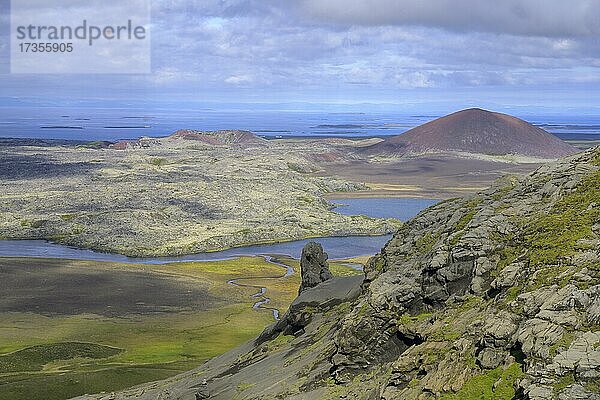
left=146, top=67, right=205, bottom=84
left=1, top=0, right=599, bottom=104
left=299, top=0, right=600, bottom=37
left=224, top=75, right=252, bottom=84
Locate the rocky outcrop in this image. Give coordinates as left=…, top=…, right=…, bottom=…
left=75, top=147, right=600, bottom=400
left=257, top=242, right=359, bottom=344
left=327, top=148, right=600, bottom=399
left=257, top=274, right=363, bottom=344
left=298, top=241, right=333, bottom=294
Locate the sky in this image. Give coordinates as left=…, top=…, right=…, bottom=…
left=0, top=0, right=599, bottom=115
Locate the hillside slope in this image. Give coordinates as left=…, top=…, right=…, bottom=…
left=77, top=147, right=599, bottom=400
left=363, top=108, right=578, bottom=159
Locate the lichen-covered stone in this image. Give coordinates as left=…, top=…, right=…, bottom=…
left=298, top=241, right=334, bottom=294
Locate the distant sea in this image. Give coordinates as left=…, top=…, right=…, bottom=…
left=0, top=106, right=599, bottom=142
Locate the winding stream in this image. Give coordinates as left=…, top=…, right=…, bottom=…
left=227, top=256, right=294, bottom=320
left=0, top=198, right=436, bottom=321
left=0, top=236, right=380, bottom=322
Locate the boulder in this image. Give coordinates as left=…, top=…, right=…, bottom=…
left=299, top=241, right=333, bottom=294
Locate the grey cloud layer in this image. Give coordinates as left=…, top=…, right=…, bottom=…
left=1, top=0, right=598, bottom=98
left=144, top=0, right=600, bottom=90
left=299, top=0, right=600, bottom=37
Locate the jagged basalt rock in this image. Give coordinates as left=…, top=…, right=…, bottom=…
left=298, top=241, right=333, bottom=294
left=257, top=241, right=361, bottom=346
left=325, top=148, right=600, bottom=399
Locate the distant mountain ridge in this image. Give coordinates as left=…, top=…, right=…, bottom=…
left=363, top=108, right=578, bottom=159
left=110, top=129, right=264, bottom=149
left=167, top=129, right=265, bottom=145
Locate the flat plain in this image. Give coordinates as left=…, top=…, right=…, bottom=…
left=0, top=255, right=361, bottom=400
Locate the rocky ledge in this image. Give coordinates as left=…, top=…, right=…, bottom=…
left=76, top=147, right=599, bottom=400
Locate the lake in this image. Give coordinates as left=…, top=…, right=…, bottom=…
left=0, top=197, right=436, bottom=263
left=334, top=197, right=438, bottom=220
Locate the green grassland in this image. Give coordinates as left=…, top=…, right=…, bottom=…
left=0, top=255, right=361, bottom=400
